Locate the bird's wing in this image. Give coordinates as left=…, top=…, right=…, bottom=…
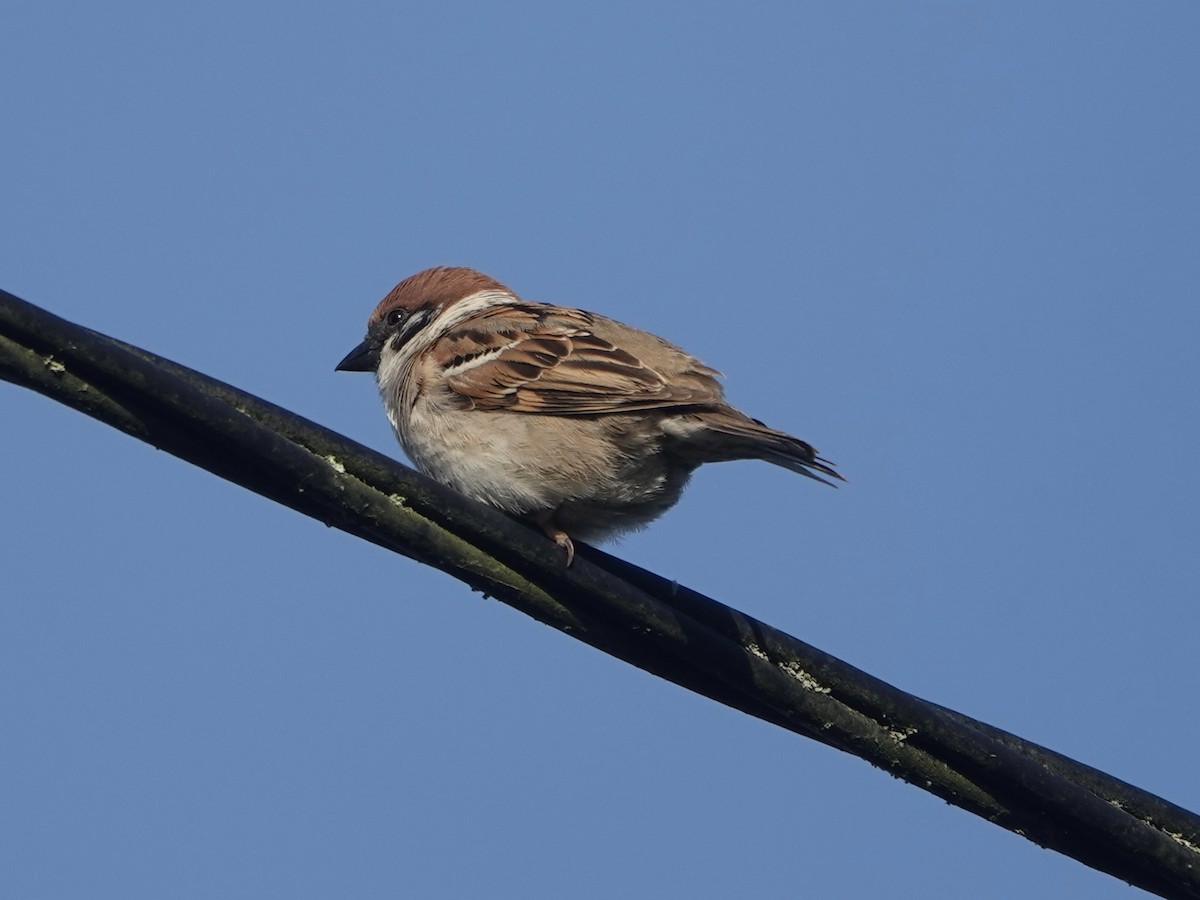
left=431, top=304, right=724, bottom=415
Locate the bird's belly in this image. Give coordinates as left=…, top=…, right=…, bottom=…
left=395, top=407, right=693, bottom=540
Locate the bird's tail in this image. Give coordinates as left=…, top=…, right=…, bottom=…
left=670, top=410, right=844, bottom=486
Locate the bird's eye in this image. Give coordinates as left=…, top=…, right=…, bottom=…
left=386, top=308, right=407, bottom=328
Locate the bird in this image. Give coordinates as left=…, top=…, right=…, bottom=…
left=336, top=266, right=842, bottom=564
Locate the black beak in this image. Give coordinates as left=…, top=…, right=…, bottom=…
left=335, top=339, right=379, bottom=373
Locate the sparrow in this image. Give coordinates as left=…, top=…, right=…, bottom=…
left=337, top=266, right=842, bottom=564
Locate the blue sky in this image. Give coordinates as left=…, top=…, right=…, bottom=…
left=3, top=3, right=1198, bottom=897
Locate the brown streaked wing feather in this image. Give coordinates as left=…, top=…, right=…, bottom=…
left=436, top=309, right=722, bottom=415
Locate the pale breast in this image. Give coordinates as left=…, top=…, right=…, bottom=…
left=396, top=391, right=693, bottom=538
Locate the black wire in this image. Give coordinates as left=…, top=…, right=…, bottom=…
left=3, top=287, right=1198, bottom=899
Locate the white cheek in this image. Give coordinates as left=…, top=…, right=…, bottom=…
left=373, top=352, right=402, bottom=422
left=375, top=346, right=408, bottom=400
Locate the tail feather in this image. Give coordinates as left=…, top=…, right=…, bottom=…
left=758, top=445, right=843, bottom=486
left=670, top=410, right=845, bottom=486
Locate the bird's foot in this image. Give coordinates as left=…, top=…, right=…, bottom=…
left=531, top=510, right=576, bottom=566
